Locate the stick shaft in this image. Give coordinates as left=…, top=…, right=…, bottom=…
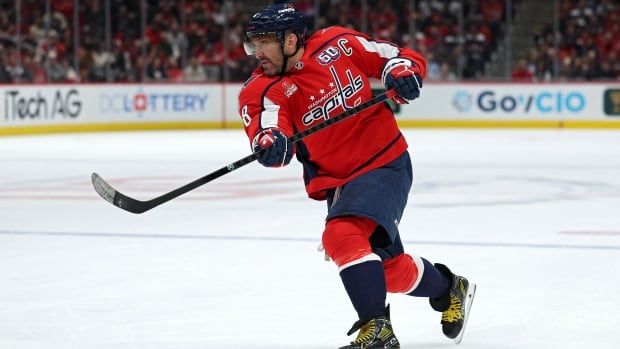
left=92, top=90, right=395, bottom=213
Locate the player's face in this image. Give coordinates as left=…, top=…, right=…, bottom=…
left=251, top=35, right=284, bottom=76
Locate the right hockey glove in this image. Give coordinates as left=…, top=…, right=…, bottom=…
left=252, top=128, right=294, bottom=167
left=383, top=58, right=423, bottom=104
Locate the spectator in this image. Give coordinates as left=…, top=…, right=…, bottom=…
left=481, top=0, right=504, bottom=40
left=44, top=51, right=68, bottom=82
left=426, top=52, right=443, bottom=80
left=90, top=43, right=114, bottom=81
left=166, top=57, right=183, bottom=82
left=146, top=56, right=167, bottom=81
left=163, top=20, right=187, bottom=61
left=5, top=48, right=35, bottom=82
left=439, top=62, right=458, bottom=80
left=511, top=58, right=533, bottom=81
left=183, top=56, right=207, bottom=82
left=0, top=49, right=12, bottom=83
left=597, top=59, right=616, bottom=80
left=110, top=39, right=133, bottom=81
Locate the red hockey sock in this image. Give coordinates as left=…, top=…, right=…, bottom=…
left=322, top=216, right=378, bottom=269
left=383, top=253, right=424, bottom=294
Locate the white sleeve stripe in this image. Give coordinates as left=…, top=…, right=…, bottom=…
left=260, top=97, right=280, bottom=129
left=338, top=253, right=382, bottom=272
left=403, top=255, right=425, bottom=294
left=355, top=36, right=399, bottom=59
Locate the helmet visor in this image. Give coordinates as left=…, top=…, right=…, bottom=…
left=243, top=33, right=279, bottom=56
left=243, top=40, right=257, bottom=56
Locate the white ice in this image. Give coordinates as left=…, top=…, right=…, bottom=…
left=1, top=129, right=619, bottom=349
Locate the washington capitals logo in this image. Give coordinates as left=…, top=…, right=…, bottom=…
left=301, top=67, right=364, bottom=126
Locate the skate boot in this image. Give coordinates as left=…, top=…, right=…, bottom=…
left=429, top=264, right=476, bottom=344
left=340, top=306, right=400, bottom=349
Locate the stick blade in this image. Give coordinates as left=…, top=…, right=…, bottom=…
left=91, top=173, right=149, bottom=214
left=91, top=173, right=116, bottom=204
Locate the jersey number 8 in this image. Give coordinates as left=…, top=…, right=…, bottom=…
left=241, top=105, right=252, bottom=126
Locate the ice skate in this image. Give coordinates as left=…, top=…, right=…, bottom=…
left=430, top=264, right=476, bottom=344
left=340, top=313, right=400, bottom=348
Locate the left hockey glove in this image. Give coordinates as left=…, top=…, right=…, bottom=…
left=383, top=58, right=423, bottom=104
left=252, top=128, right=294, bottom=167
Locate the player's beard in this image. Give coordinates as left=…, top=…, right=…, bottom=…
left=260, top=58, right=282, bottom=76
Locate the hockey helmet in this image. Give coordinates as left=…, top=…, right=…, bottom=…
left=244, top=2, right=307, bottom=55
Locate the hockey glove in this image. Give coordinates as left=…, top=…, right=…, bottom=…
left=252, top=128, right=294, bottom=167
left=383, top=58, right=423, bottom=104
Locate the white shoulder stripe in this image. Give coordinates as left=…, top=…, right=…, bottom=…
left=355, top=36, right=399, bottom=59
left=260, top=97, right=280, bottom=129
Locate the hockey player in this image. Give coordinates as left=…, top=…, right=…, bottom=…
left=238, top=3, right=475, bottom=348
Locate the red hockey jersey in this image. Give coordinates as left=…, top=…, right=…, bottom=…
left=238, top=26, right=427, bottom=200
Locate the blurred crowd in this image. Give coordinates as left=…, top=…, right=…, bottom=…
left=512, top=0, right=619, bottom=81
left=315, top=0, right=513, bottom=80
left=0, top=0, right=617, bottom=84
left=0, top=0, right=254, bottom=83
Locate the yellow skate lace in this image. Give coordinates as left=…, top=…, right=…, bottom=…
left=351, top=321, right=376, bottom=345
left=441, top=295, right=463, bottom=323
left=351, top=320, right=393, bottom=346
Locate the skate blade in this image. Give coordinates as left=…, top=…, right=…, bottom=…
left=453, top=282, right=476, bottom=345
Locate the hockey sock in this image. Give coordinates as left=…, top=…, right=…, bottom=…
left=339, top=259, right=388, bottom=320
left=322, top=217, right=388, bottom=320
left=407, top=258, right=450, bottom=297
left=383, top=253, right=421, bottom=293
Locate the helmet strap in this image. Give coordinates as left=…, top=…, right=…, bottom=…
left=278, top=31, right=302, bottom=76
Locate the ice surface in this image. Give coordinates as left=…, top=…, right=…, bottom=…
left=1, top=129, right=619, bottom=348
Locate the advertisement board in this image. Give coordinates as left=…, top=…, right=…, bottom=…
left=1, top=82, right=619, bottom=135
left=398, top=83, right=614, bottom=121
left=1, top=84, right=223, bottom=130
left=2, top=86, right=85, bottom=125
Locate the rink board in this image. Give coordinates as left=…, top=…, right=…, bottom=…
left=1, top=82, right=619, bottom=135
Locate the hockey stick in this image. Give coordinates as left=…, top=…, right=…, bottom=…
left=91, top=89, right=397, bottom=214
